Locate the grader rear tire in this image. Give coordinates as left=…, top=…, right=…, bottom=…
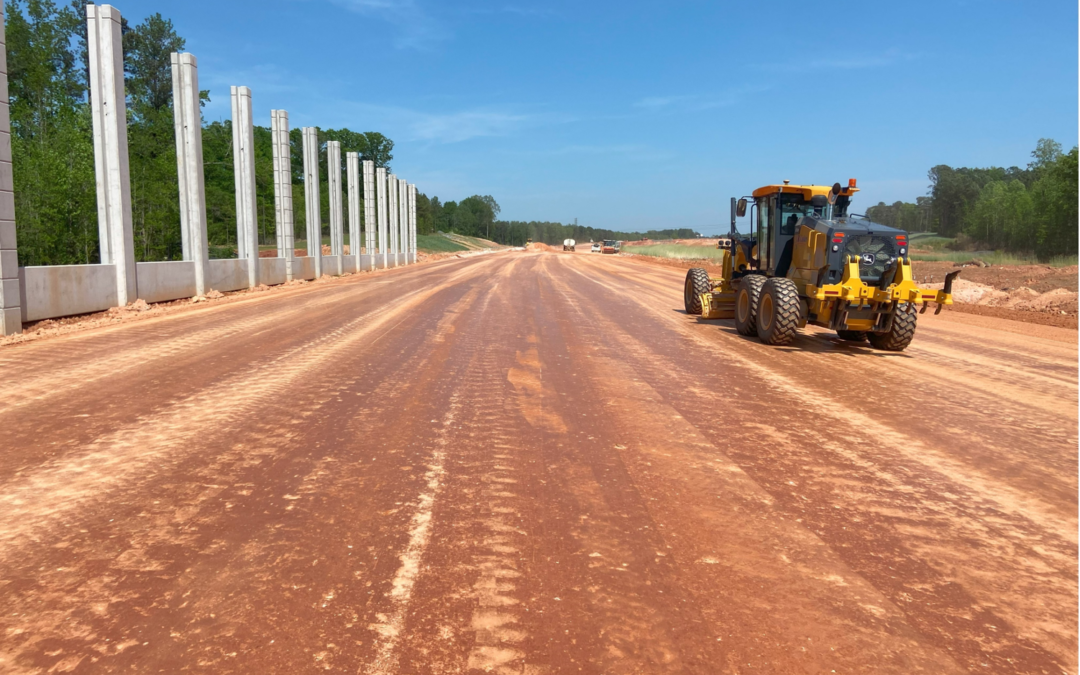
left=756, top=278, right=801, bottom=345
left=684, top=268, right=711, bottom=315
left=869, top=304, right=917, bottom=351
left=734, top=275, right=766, bottom=336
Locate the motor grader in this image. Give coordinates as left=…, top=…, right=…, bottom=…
left=683, top=179, right=959, bottom=351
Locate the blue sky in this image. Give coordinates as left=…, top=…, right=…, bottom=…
left=119, top=0, right=1077, bottom=234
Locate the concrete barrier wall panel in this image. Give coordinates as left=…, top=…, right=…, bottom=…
left=320, top=255, right=341, bottom=277
left=136, top=260, right=196, bottom=304
left=207, top=258, right=249, bottom=292
left=21, top=263, right=118, bottom=321
left=259, top=257, right=286, bottom=286
left=295, top=256, right=316, bottom=280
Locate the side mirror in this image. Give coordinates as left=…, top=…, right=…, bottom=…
left=736, top=198, right=747, bottom=218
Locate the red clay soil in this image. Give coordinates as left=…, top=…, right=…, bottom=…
left=912, top=261, right=1078, bottom=294
left=0, top=250, right=1074, bottom=674
left=946, top=303, right=1077, bottom=329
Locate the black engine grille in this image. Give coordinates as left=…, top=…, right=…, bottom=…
left=843, top=235, right=897, bottom=282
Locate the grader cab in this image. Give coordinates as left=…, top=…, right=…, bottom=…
left=683, top=180, right=959, bottom=351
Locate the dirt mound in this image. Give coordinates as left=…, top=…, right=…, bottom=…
left=924, top=278, right=1077, bottom=315
left=913, top=261, right=1078, bottom=294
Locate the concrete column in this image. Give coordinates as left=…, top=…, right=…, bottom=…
left=170, top=58, right=189, bottom=260
left=346, top=152, right=360, bottom=271
left=388, top=174, right=398, bottom=266
left=363, top=160, right=376, bottom=270
left=409, top=184, right=417, bottom=263
left=0, top=7, right=19, bottom=335
left=88, top=4, right=136, bottom=306
left=231, top=85, right=258, bottom=288
left=397, top=178, right=408, bottom=265
left=171, top=52, right=209, bottom=296
left=271, top=110, right=294, bottom=281
left=301, top=127, right=322, bottom=278
left=376, top=167, right=388, bottom=269
left=327, top=141, right=343, bottom=258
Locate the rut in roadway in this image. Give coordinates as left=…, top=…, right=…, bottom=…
left=0, top=251, right=1075, bottom=674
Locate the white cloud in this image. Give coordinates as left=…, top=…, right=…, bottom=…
left=632, top=87, right=766, bottom=113
left=410, top=110, right=533, bottom=143
left=758, top=49, right=921, bottom=72
left=319, top=99, right=551, bottom=144
left=327, top=0, right=446, bottom=49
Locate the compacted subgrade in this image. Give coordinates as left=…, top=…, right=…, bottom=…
left=0, top=254, right=511, bottom=673
left=552, top=252, right=1078, bottom=674
left=0, top=249, right=1075, bottom=674
left=384, top=254, right=729, bottom=674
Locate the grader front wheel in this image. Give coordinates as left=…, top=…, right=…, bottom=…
left=869, top=304, right=918, bottom=351
left=684, top=268, right=711, bottom=315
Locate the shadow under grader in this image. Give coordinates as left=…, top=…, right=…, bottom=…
left=681, top=310, right=912, bottom=359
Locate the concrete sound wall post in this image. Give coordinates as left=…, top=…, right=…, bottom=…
left=230, top=85, right=258, bottom=287
left=346, top=152, right=361, bottom=271
left=271, top=110, right=295, bottom=280
left=363, top=160, right=376, bottom=271
left=170, top=52, right=209, bottom=296
left=302, top=127, right=322, bottom=278
left=0, top=6, right=18, bottom=334
left=88, top=4, right=136, bottom=306
left=376, top=167, right=388, bottom=269
left=327, top=140, right=343, bottom=257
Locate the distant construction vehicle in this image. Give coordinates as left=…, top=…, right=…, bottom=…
left=563, top=238, right=576, bottom=251
left=683, top=180, right=959, bottom=351
left=591, top=242, right=602, bottom=253
left=601, top=239, right=620, bottom=254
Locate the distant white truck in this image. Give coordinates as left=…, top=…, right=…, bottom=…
left=563, top=238, right=576, bottom=252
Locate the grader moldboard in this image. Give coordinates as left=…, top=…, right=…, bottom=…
left=684, top=180, right=960, bottom=351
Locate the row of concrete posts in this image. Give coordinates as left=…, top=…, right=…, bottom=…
left=0, top=3, right=418, bottom=335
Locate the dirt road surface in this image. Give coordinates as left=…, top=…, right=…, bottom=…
left=1, top=251, right=1076, bottom=674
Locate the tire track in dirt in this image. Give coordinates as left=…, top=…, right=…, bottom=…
left=0, top=254, right=514, bottom=673
left=549, top=253, right=1077, bottom=673
left=562, top=256, right=1078, bottom=531
left=0, top=256, right=493, bottom=414
left=0, top=257, right=499, bottom=554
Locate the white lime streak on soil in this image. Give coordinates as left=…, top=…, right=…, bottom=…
left=364, top=401, right=456, bottom=675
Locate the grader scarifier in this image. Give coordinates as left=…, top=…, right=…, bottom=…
left=684, top=180, right=959, bottom=351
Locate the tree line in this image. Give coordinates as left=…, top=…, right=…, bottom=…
left=10, top=0, right=393, bottom=266
left=9, top=0, right=766, bottom=266
left=866, top=139, right=1077, bottom=259
left=413, top=191, right=698, bottom=247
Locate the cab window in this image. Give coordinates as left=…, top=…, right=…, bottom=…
left=755, top=197, right=771, bottom=247
left=778, top=194, right=812, bottom=236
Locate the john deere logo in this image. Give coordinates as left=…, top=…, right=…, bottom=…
left=860, top=253, right=876, bottom=266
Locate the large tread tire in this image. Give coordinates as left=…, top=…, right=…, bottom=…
left=837, top=330, right=868, bottom=342
left=683, top=268, right=711, bottom=315
left=734, top=275, right=766, bottom=336
left=869, top=304, right=917, bottom=351
left=756, top=278, right=801, bottom=345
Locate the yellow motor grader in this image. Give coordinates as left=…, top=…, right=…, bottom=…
left=684, top=180, right=959, bottom=351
